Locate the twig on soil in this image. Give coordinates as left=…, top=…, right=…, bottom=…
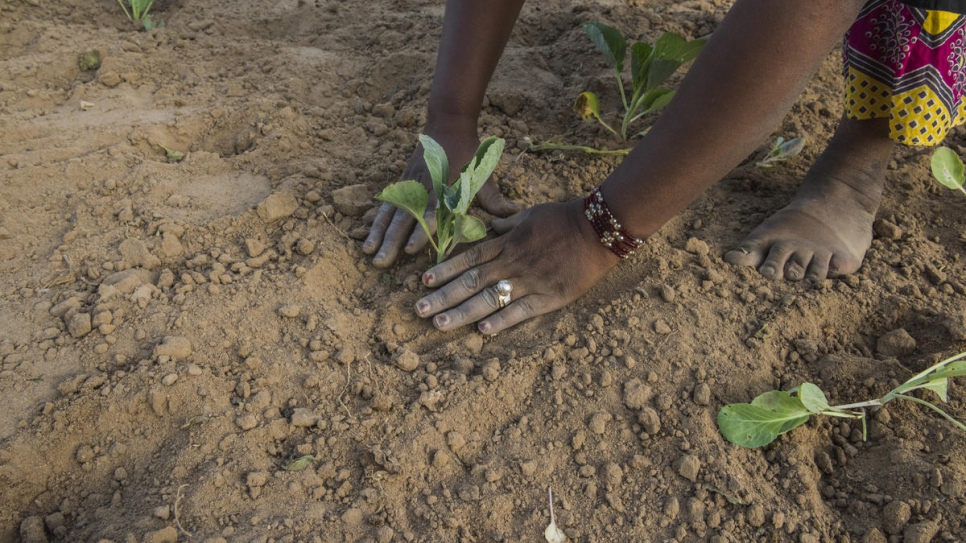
left=321, top=211, right=352, bottom=242
left=337, top=360, right=353, bottom=418
left=174, top=484, right=192, bottom=537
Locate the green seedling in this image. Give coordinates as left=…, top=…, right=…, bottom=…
left=718, top=351, right=966, bottom=448
left=116, top=0, right=160, bottom=31
left=756, top=136, right=806, bottom=168
left=159, top=145, right=185, bottom=162
left=282, top=455, right=317, bottom=472
left=532, top=23, right=704, bottom=155
left=77, top=50, right=102, bottom=71
left=376, top=135, right=504, bottom=264
left=931, top=146, right=966, bottom=197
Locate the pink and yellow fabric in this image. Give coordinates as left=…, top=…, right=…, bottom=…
left=844, top=0, right=966, bottom=145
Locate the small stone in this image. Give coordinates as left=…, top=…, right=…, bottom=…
left=290, top=407, right=319, bottom=427
left=654, top=319, right=672, bottom=334
left=143, top=526, right=178, bottom=543
left=331, top=184, right=373, bottom=217
left=638, top=407, right=661, bottom=434
left=394, top=348, right=420, bottom=372
left=278, top=304, right=301, bottom=318
left=676, top=454, right=701, bottom=482
left=872, top=219, right=903, bottom=240
left=446, top=431, right=466, bottom=452
left=68, top=312, right=92, bottom=338
left=684, top=237, right=710, bottom=256
left=370, top=392, right=393, bottom=412
left=296, top=238, right=316, bottom=255
left=20, top=516, right=48, bottom=543
left=118, top=238, right=161, bottom=269
left=463, top=334, right=484, bottom=355
left=692, top=382, right=711, bottom=405
left=861, top=528, right=887, bottom=543
left=186, top=364, right=203, bottom=376
left=341, top=507, right=364, bottom=525
left=148, top=388, right=167, bottom=416
left=659, top=284, right=675, bottom=302
left=882, top=500, right=911, bottom=535
left=481, top=358, right=501, bottom=381
left=623, top=379, right=653, bottom=410
left=98, top=71, right=121, bottom=88
left=746, top=503, right=766, bottom=527
left=876, top=328, right=916, bottom=357
left=235, top=414, right=258, bottom=430
left=588, top=411, right=611, bottom=434
left=256, top=192, right=299, bottom=222
left=519, top=461, right=537, bottom=477
left=903, top=520, right=939, bottom=543
left=154, top=336, right=192, bottom=360
left=76, top=444, right=95, bottom=463
left=161, top=373, right=178, bottom=386
left=602, top=462, right=623, bottom=486
left=245, top=238, right=266, bottom=257
left=246, top=471, right=270, bottom=488
left=375, top=526, right=395, bottom=543
left=153, top=505, right=171, bottom=520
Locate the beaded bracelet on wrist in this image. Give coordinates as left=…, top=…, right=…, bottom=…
left=583, top=186, right=643, bottom=259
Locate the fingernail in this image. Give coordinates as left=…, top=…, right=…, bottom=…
left=423, top=273, right=434, bottom=286
left=478, top=321, right=491, bottom=334
left=416, top=301, right=429, bottom=315
left=435, top=314, right=449, bottom=328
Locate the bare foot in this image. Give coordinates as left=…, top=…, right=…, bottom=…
left=724, top=117, right=894, bottom=281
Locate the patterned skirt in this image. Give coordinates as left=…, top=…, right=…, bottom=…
left=844, top=0, right=966, bottom=145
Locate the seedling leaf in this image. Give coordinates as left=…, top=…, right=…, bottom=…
left=798, top=383, right=831, bottom=414
left=718, top=397, right=810, bottom=448
left=418, top=134, right=450, bottom=202
left=756, top=136, right=806, bottom=167
left=921, top=378, right=949, bottom=403
left=453, top=214, right=487, bottom=247
left=630, top=42, right=654, bottom=95
left=931, top=146, right=966, bottom=190
left=376, top=180, right=429, bottom=223
left=458, top=136, right=505, bottom=214
left=583, top=22, right=627, bottom=72
left=574, top=92, right=602, bottom=121
left=283, top=455, right=317, bottom=472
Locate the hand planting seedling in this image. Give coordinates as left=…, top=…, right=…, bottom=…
left=375, top=135, right=505, bottom=264
left=931, top=146, right=966, bottom=197
left=531, top=23, right=705, bottom=155
left=756, top=136, right=806, bottom=168
left=116, top=0, right=160, bottom=31
left=718, top=351, right=966, bottom=448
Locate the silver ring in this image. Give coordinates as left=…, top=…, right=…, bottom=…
left=495, top=279, right=512, bottom=309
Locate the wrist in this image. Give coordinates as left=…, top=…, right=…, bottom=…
left=581, top=187, right=645, bottom=260
left=566, top=198, right=623, bottom=268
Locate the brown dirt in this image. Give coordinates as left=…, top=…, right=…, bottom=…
left=2, top=0, right=965, bottom=542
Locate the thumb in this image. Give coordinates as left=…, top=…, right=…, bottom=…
left=492, top=209, right=527, bottom=234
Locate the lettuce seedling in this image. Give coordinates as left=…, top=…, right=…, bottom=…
left=376, top=135, right=505, bottom=264
left=117, top=0, right=160, bottom=31
left=718, top=351, right=966, bottom=448
left=756, top=136, right=806, bottom=168
left=931, top=146, right=966, bottom=197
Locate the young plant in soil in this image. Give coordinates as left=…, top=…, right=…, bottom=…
left=718, top=351, right=966, bottom=448
left=931, top=146, right=966, bottom=197
left=756, top=136, right=806, bottom=168
left=530, top=23, right=705, bottom=155
left=117, top=0, right=160, bottom=31
left=376, top=135, right=505, bottom=264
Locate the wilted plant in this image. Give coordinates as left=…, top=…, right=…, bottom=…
left=718, top=351, right=966, bottom=448
left=376, top=135, right=504, bottom=264
left=756, top=136, right=806, bottom=168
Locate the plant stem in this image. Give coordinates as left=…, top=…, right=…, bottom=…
left=528, top=143, right=630, bottom=156
left=894, top=394, right=966, bottom=432
left=831, top=399, right=882, bottom=411
left=595, top=117, right=621, bottom=140
left=615, top=70, right=629, bottom=112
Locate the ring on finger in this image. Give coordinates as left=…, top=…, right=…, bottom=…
left=495, top=279, right=512, bottom=309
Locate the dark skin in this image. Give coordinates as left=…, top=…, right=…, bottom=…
left=369, top=0, right=877, bottom=334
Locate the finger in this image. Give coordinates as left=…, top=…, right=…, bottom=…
left=421, top=237, right=504, bottom=287
left=478, top=182, right=523, bottom=217
left=430, top=280, right=528, bottom=331
left=405, top=205, right=438, bottom=255
left=416, top=263, right=509, bottom=318
left=477, top=295, right=551, bottom=335
left=491, top=209, right=527, bottom=235
left=362, top=203, right=397, bottom=255
left=373, top=209, right=417, bottom=267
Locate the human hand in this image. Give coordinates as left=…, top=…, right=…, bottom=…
left=414, top=198, right=621, bottom=334
left=362, top=131, right=521, bottom=267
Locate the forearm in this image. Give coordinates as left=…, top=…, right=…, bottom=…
left=425, top=0, right=526, bottom=132
left=603, top=0, right=866, bottom=237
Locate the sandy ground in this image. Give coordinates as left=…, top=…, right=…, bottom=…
left=1, top=0, right=965, bottom=542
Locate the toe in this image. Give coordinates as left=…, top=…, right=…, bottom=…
left=758, top=242, right=797, bottom=280
left=784, top=256, right=809, bottom=282
left=724, top=242, right=766, bottom=268
left=805, top=251, right=831, bottom=281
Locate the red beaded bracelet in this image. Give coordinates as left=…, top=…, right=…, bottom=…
left=583, top=187, right=643, bottom=259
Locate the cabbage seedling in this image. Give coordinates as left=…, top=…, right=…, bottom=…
left=718, top=351, right=966, bottom=448
left=116, top=0, right=159, bottom=31
left=931, top=146, right=966, bottom=197
left=756, top=136, right=806, bottom=168
left=376, top=135, right=504, bottom=264
left=579, top=23, right=704, bottom=141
